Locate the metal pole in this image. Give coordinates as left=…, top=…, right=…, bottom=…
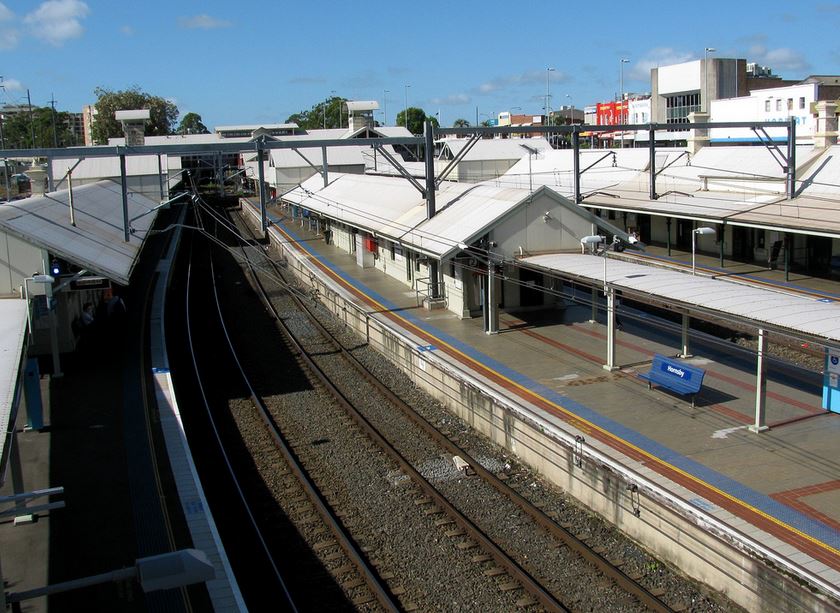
left=321, top=146, right=328, bottom=188
left=784, top=232, right=790, bottom=282
left=157, top=154, right=165, bottom=201
left=68, top=172, right=76, bottom=227
left=424, top=121, right=436, bottom=219
left=604, top=287, right=617, bottom=371
left=572, top=128, right=581, bottom=203
left=49, top=94, right=58, bottom=148
left=46, top=156, right=53, bottom=192
left=119, top=154, right=129, bottom=242
left=692, top=229, right=697, bottom=275
left=486, top=260, right=498, bottom=334
left=787, top=116, right=796, bottom=199
left=0, top=110, right=10, bottom=202
left=256, top=144, right=267, bottom=234
left=679, top=313, right=691, bottom=358
left=404, top=85, right=410, bottom=131
left=719, top=229, right=725, bottom=268
left=383, top=89, right=389, bottom=126
left=666, top=217, right=672, bottom=255
left=27, top=89, right=35, bottom=148
left=750, top=328, right=769, bottom=433
left=649, top=126, right=656, bottom=199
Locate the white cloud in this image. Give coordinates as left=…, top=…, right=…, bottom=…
left=2, top=77, right=23, bottom=91
left=0, top=2, right=18, bottom=49
left=628, top=48, right=695, bottom=81
left=430, top=93, right=471, bottom=105
left=747, top=45, right=809, bottom=73
left=24, top=0, right=89, bottom=46
left=477, top=70, right=567, bottom=94
left=179, top=14, right=231, bottom=29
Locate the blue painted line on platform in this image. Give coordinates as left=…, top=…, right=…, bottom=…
left=269, top=210, right=840, bottom=549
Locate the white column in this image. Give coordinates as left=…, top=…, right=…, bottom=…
left=486, top=263, right=499, bottom=335
left=589, top=287, right=598, bottom=323
left=604, top=287, right=618, bottom=371
left=678, top=313, right=692, bottom=358
left=750, top=328, right=770, bottom=433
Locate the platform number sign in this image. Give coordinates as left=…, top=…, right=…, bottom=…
left=829, top=350, right=840, bottom=376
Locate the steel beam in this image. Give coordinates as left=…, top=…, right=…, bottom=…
left=373, top=144, right=426, bottom=195
left=436, top=133, right=481, bottom=186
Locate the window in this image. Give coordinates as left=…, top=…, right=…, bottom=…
left=787, top=98, right=793, bottom=111
left=776, top=99, right=782, bottom=111
left=765, top=100, right=771, bottom=112
left=799, top=97, right=806, bottom=109
left=665, top=92, right=701, bottom=123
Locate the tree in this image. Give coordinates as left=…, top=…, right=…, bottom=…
left=91, top=86, right=179, bottom=144
left=452, top=118, right=471, bottom=128
left=287, top=96, right=348, bottom=130
left=395, top=107, right=430, bottom=135
left=2, top=106, right=77, bottom=149
left=177, top=112, right=209, bottom=135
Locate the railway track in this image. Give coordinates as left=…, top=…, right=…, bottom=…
left=171, top=194, right=733, bottom=611
left=222, top=201, right=689, bottom=611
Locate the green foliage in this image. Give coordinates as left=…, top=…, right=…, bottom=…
left=91, top=86, right=179, bottom=144
left=395, top=107, right=431, bottom=135
left=287, top=96, right=348, bottom=130
left=1, top=106, right=77, bottom=149
left=452, top=118, right=471, bottom=128
left=177, top=112, right=209, bottom=135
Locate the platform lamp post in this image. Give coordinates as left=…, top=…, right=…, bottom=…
left=545, top=67, right=555, bottom=126
left=619, top=58, right=630, bottom=148
left=692, top=226, right=716, bottom=275
left=383, top=89, right=389, bottom=126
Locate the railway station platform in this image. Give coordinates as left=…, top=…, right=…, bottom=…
left=263, top=206, right=840, bottom=609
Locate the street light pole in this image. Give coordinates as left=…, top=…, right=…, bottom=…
left=404, top=84, right=410, bottom=131
left=619, top=58, right=629, bottom=148
left=383, top=89, right=389, bottom=126
left=545, top=67, right=555, bottom=126
left=704, top=47, right=716, bottom=113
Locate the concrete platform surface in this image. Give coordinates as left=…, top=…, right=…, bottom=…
left=271, top=210, right=840, bottom=596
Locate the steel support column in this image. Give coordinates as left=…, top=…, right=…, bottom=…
left=750, top=328, right=770, bottom=433
left=119, top=154, right=129, bottom=242
left=486, top=262, right=498, bottom=334
left=787, top=117, right=797, bottom=199
left=589, top=287, right=598, bottom=323
left=256, top=144, right=267, bottom=234
left=784, top=233, right=790, bottom=282
left=321, top=146, right=329, bottom=188
left=666, top=217, right=672, bottom=256
left=719, top=229, right=725, bottom=268
left=604, top=286, right=618, bottom=371
left=649, top=127, right=657, bottom=199
left=46, top=157, right=54, bottom=192
left=424, top=121, right=436, bottom=219
left=678, top=313, right=692, bottom=358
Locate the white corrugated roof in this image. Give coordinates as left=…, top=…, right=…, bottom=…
left=0, top=181, right=161, bottom=284
left=283, top=173, right=536, bottom=258
left=51, top=154, right=167, bottom=181
left=441, top=137, right=551, bottom=162
left=269, top=145, right=367, bottom=168
left=522, top=253, right=840, bottom=344
left=215, top=123, right=297, bottom=132
left=0, top=299, right=28, bottom=486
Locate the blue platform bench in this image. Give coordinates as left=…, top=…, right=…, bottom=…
left=638, top=354, right=706, bottom=408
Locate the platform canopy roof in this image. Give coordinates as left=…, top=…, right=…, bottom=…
left=0, top=180, right=161, bottom=285
left=283, top=172, right=593, bottom=260
left=439, top=137, right=552, bottom=162
left=0, top=299, right=29, bottom=486
left=496, top=144, right=840, bottom=238
left=522, top=253, right=840, bottom=346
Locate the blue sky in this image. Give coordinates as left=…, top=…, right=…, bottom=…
left=2, top=0, right=840, bottom=129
